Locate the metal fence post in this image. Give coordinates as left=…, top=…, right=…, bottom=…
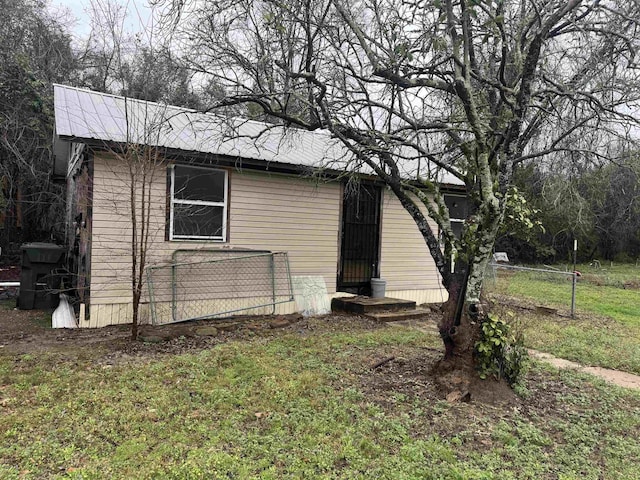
left=171, top=263, right=177, bottom=322
left=147, top=267, right=157, bottom=325
left=571, top=272, right=577, bottom=318
left=270, top=254, right=276, bottom=314
left=284, top=253, right=293, bottom=295
left=571, top=239, right=577, bottom=318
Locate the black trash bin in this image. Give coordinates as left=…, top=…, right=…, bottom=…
left=18, top=243, right=65, bottom=310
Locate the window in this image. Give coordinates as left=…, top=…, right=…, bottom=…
left=170, top=165, right=228, bottom=241
left=444, top=194, right=467, bottom=239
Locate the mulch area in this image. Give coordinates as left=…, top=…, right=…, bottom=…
left=359, top=347, right=520, bottom=411
left=0, top=303, right=383, bottom=364
left=359, top=356, right=593, bottom=463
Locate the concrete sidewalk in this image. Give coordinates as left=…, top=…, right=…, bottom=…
left=528, top=349, right=640, bottom=390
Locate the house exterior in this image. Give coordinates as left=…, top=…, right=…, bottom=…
left=53, top=84, right=463, bottom=328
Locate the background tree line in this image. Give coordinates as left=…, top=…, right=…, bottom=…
left=497, top=152, right=640, bottom=264
left=0, top=0, right=74, bottom=257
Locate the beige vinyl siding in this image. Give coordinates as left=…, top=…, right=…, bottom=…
left=384, top=288, right=447, bottom=305
left=379, top=190, right=445, bottom=299
left=88, top=303, right=135, bottom=328
left=86, top=153, right=446, bottom=327
left=88, top=153, right=341, bottom=326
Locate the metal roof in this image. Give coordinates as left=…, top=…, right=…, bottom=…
left=53, top=84, right=463, bottom=185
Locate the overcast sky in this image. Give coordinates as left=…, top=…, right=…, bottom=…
left=48, top=0, right=154, bottom=40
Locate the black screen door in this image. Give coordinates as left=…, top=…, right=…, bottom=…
left=337, top=184, right=382, bottom=294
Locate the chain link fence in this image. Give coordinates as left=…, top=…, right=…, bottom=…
left=147, top=251, right=294, bottom=325
left=484, top=263, right=577, bottom=316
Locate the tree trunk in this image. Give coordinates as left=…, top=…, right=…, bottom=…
left=438, top=270, right=479, bottom=365
left=131, top=289, right=140, bottom=340
left=437, top=213, right=501, bottom=369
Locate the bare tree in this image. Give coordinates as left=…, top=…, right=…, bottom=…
left=158, top=0, right=640, bottom=374
left=109, top=142, right=164, bottom=340
left=79, top=0, right=176, bottom=339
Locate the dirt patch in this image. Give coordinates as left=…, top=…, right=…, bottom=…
left=0, top=304, right=50, bottom=338
left=623, top=279, right=640, bottom=290
left=361, top=351, right=519, bottom=408
left=0, top=301, right=383, bottom=364
left=354, top=350, right=633, bottom=471
left=489, top=293, right=573, bottom=317
left=490, top=293, right=620, bottom=326
left=580, top=273, right=606, bottom=286
left=362, top=351, right=442, bottom=404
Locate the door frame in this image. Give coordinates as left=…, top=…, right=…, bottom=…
left=336, top=182, right=383, bottom=295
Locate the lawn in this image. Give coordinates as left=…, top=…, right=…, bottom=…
left=490, top=270, right=640, bottom=326
left=487, top=264, right=640, bottom=374
left=576, top=262, right=640, bottom=288
left=0, top=315, right=639, bottom=479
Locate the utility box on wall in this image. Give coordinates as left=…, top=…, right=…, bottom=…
left=18, top=243, right=65, bottom=310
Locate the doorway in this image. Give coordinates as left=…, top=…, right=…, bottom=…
left=337, top=183, right=382, bottom=294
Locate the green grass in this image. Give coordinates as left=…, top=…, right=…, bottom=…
left=492, top=274, right=640, bottom=326
left=0, top=299, right=14, bottom=311
left=1, top=327, right=639, bottom=479
left=576, top=262, right=640, bottom=288
left=29, top=312, right=52, bottom=329
left=506, top=309, right=640, bottom=375
left=488, top=265, right=640, bottom=374
left=518, top=262, right=640, bottom=287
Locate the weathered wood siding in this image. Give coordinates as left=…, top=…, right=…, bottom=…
left=66, top=154, right=92, bottom=307
left=379, top=190, right=446, bottom=303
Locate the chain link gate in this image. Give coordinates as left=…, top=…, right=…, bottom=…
left=146, top=251, right=294, bottom=325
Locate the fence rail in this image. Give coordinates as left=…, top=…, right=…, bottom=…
left=146, top=251, right=294, bottom=325
left=485, top=263, right=578, bottom=317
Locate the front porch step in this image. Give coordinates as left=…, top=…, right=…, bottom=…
left=331, top=296, right=416, bottom=314
left=365, top=308, right=433, bottom=323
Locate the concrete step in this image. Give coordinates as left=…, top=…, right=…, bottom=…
left=331, top=296, right=416, bottom=314
left=365, top=308, right=433, bottom=322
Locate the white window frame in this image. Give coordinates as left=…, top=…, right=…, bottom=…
left=169, top=164, right=228, bottom=242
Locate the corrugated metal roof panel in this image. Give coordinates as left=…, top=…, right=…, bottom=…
left=53, top=84, right=463, bottom=185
